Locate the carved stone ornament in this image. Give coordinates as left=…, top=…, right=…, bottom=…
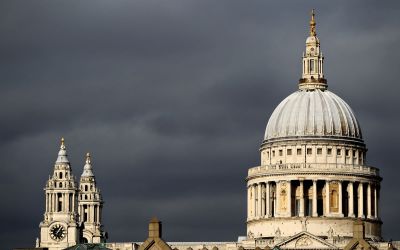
left=247, top=231, right=255, bottom=239
left=301, top=218, right=308, bottom=231
left=295, top=236, right=313, bottom=247
left=275, top=228, right=281, bottom=237
left=327, top=227, right=334, bottom=238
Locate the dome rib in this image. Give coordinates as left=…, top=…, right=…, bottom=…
left=264, top=89, right=363, bottom=143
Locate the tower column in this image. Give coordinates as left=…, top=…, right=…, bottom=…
left=299, top=180, right=305, bottom=217
left=358, top=183, right=364, bottom=218
left=97, top=205, right=100, bottom=223
left=348, top=182, right=355, bottom=217
left=53, top=193, right=56, bottom=212
left=367, top=183, right=372, bottom=218
left=312, top=180, right=318, bottom=217
left=45, top=193, right=49, bottom=212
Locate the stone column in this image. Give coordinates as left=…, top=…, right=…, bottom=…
left=45, top=193, right=48, bottom=212
left=49, top=193, right=52, bottom=212
left=52, top=193, right=55, bottom=212
left=348, top=182, right=355, bottom=217
left=358, top=183, right=364, bottom=218
left=253, top=185, right=257, bottom=218
left=338, top=181, right=343, bottom=217
left=96, top=205, right=100, bottom=223
left=287, top=180, right=292, bottom=217
left=247, top=185, right=251, bottom=220
left=258, top=183, right=262, bottom=218
left=325, top=180, right=330, bottom=216
left=276, top=182, right=280, bottom=217
left=72, top=193, right=75, bottom=213
left=261, top=183, right=266, bottom=217
left=53, top=193, right=56, bottom=212
left=67, top=193, right=70, bottom=213
left=367, top=183, right=372, bottom=218
left=299, top=180, right=305, bottom=217
left=374, top=184, right=378, bottom=218
left=312, top=180, right=318, bottom=217
left=266, top=182, right=270, bottom=217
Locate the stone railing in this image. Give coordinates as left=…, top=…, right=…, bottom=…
left=248, top=163, right=379, bottom=176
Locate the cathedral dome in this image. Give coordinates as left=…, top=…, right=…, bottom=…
left=264, top=89, right=363, bottom=143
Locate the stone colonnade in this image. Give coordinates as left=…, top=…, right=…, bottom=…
left=247, top=179, right=379, bottom=220
left=46, top=192, right=75, bottom=213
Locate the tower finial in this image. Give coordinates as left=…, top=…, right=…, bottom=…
left=310, top=9, right=316, bottom=36
left=86, top=152, right=91, bottom=164
left=60, top=137, right=66, bottom=150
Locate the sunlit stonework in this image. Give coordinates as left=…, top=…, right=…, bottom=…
left=37, top=139, right=106, bottom=250
left=246, top=9, right=381, bottom=245
left=32, top=11, right=398, bottom=250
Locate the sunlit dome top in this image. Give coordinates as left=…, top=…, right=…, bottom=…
left=264, top=90, right=363, bottom=143
left=263, top=10, right=363, bottom=144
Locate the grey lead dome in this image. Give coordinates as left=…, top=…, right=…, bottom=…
left=264, top=89, right=363, bottom=142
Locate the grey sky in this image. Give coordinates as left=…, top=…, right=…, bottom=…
left=1, top=1, right=400, bottom=249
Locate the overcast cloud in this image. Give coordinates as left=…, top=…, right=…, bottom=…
left=1, top=1, right=400, bottom=249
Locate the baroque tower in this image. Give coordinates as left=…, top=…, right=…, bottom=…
left=78, top=153, right=107, bottom=243
left=246, top=10, right=382, bottom=245
left=38, top=138, right=80, bottom=250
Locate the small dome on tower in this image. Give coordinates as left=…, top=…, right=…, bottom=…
left=56, top=137, right=69, bottom=163
left=81, top=152, right=95, bottom=177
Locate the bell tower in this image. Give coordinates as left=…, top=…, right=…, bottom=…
left=38, top=138, right=80, bottom=250
left=78, top=153, right=107, bottom=243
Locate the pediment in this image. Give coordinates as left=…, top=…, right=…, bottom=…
left=276, top=231, right=338, bottom=249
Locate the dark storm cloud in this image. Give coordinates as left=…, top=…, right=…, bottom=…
left=1, top=0, right=400, bottom=249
